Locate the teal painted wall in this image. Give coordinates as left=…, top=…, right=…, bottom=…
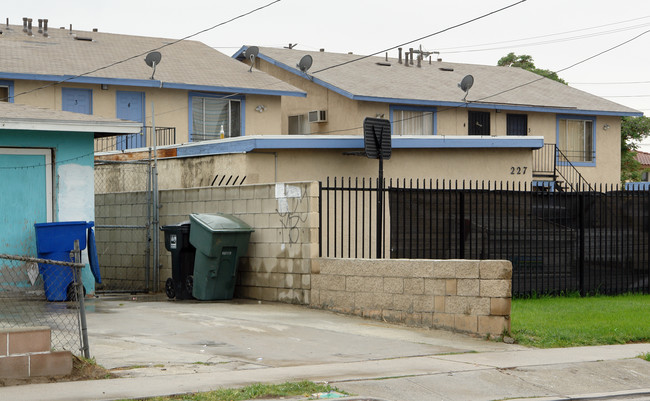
left=0, top=130, right=97, bottom=294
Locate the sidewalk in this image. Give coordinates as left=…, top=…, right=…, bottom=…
left=1, top=296, right=649, bottom=401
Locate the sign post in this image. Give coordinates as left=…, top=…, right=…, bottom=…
left=363, top=118, right=392, bottom=258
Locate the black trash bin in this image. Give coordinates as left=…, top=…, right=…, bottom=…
left=161, top=221, right=196, bottom=300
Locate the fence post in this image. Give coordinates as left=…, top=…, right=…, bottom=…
left=72, top=240, right=90, bottom=359
left=578, top=194, right=585, bottom=296
left=459, top=190, right=465, bottom=259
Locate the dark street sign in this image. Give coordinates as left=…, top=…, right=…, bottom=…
left=363, top=117, right=392, bottom=160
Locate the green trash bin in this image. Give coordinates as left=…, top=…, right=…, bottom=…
left=188, top=213, right=254, bottom=301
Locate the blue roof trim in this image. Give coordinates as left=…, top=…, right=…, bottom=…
left=175, top=135, right=544, bottom=158
left=352, top=95, right=643, bottom=117
left=0, top=72, right=305, bottom=98
left=162, top=82, right=305, bottom=98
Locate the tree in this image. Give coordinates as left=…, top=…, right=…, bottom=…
left=620, top=116, right=650, bottom=182
left=497, top=52, right=567, bottom=85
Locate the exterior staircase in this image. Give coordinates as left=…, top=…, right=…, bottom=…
left=0, top=327, right=72, bottom=379
left=532, top=143, right=593, bottom=192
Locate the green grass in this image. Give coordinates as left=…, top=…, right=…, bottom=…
left=136, top=380, right=344, bottom=401
left=510, top=293, right=650, bottom=348
left=639, top=353, right=650, bottom=362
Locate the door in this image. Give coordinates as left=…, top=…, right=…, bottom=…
left=507, top=114, right=528, bottom=136
left=116, top=91, right=145, bottom=150
left=62, top=88, right=92, bottom=115
left=0, top=148, right=53, bottom=256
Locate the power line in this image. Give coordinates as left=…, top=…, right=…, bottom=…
left=7, top=0, right=282, bottom=102
left=476, top=29, right=650, bottom=103
left=436, top=15, right=650, bottom=51
left=311, top=0, right=527, bottom=74
left=436, top=19, right=650, bottom=54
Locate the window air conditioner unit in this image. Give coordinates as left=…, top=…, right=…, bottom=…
left=308, top=110, right=327, bottom=123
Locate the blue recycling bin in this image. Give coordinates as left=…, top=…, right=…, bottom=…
left=34, top=221, right=101, bottom=301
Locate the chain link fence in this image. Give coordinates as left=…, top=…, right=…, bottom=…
left=94, top=159, right=154, bottom=293
left=0, top=253, right=86, bottom=355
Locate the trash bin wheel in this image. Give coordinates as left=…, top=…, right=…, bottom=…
left=165, top=278, right=176, bottom=299
left=185, top=275, right=193, bottom=295
left=66, top=283, right=86, bottom=301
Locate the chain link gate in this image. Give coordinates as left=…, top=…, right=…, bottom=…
left=94, top=158, right=156, bottom=293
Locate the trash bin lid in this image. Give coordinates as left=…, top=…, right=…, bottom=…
left=161, top=221, right=191, bottom=231
left=189, top=213, right=254, bottom=232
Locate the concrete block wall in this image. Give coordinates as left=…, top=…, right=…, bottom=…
left=310, top=258, right=512, bottom=336
left=0, top=327, right=72, bottom=379
left=158, top=182, right=320, bottom=304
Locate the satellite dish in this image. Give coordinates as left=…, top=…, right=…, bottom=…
left=458, top=74, right=474, bottom=101
left=245, top=46, right=259, bottom=72
left=297, top=55, right=313, bottom=73
left=144, top=51, right=162, bottom=79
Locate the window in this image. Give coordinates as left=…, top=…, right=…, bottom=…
left=288, top=114, right=308, bottom=135
left=0, top=80, right=15, bottom=102
left=390, top=106, right=435, bottom=136
left=190, top=94, right=242, bottom=141
left=507, top=114, right=528, bottom=135
left=557, top=116, right=595, bottom=164
left=468, top=111, right=490, bottom=135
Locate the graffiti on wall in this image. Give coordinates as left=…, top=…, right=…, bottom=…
left=275, top=183, right=308, bottom=245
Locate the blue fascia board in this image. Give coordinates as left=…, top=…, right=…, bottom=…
left=0, top=72, right=305, bottom=98
left=0, top=72, right=163, bottom=87
left=174, top=135, right=544, bottom=158
left=162, top=82, right=305, bottom=98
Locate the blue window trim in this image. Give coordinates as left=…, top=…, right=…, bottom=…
left=61, top=87, right=93, bottom=115
left=556, top=114, right=596, bottom=167
left=0, top=80, right=15, bottom=102
left=389, top=105, right=437, bottom=135
left=187, top=92, right=245, bottom=142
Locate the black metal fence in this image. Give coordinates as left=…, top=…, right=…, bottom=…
left=319, top=178, right=650, bottom=296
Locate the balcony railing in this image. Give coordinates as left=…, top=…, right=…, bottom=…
left=95, top=126, right=176, bottom=152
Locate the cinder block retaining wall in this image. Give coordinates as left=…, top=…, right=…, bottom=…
left=310, top=258, right=512, bottom=336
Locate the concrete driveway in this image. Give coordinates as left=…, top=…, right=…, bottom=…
left=2, top=294, right=650, bottom=401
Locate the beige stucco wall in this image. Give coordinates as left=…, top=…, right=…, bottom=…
left=133, top=147, right=533, bottom=191
left=255, top=58, right=623, bottom=185
left=311, top=258, right=512, bottom=336
left=12, top=81, right=284, bottom=144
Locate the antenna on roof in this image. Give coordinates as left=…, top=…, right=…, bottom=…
left=297, top=55, right=313, bottom=73
left=144, top=51, right=162, bottom=80
left=244, top=46, right=259, bottom=73
left=458, top=74, right=474, bottom=102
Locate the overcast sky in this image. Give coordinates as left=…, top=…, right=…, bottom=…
left=4, top=0, right=650, bottom=143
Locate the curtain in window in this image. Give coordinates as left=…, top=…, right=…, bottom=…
left=393, top=110, right=433, bottom=136
left=559, top=119, right=593, bottom=162
left=191, top=97, right=240, bottom=141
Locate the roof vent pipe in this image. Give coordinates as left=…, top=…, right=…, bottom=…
left=22, top=17, right=27, bottom=33
left=43, top=19, right=48, bottom=37
left=398, top=48, right=402, bottom=64
left=38, top=19, right=43, bottom=34
left=409, top=48, right=413, bottom=65
left=417, top=54, right=422, bottom=68
left=6, top=18, right=9, bottom=29
left=69, top=24, right=73, bottom=34
left=27, top=18, right=32, bottom=36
